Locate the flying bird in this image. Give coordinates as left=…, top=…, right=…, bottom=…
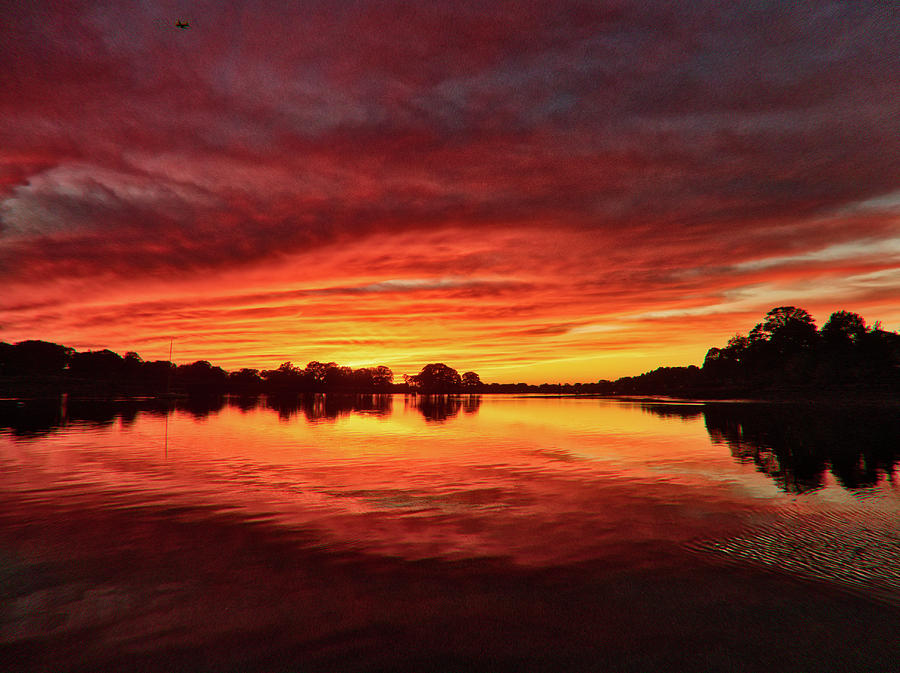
left=175, top=20, right=189, bottom=29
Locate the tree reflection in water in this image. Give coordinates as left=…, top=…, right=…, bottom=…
left=265, top=394, right=394, bottom=422
left=0, top=393, right=485, bottom=436
left=2, top=396, right=893, bottom=494
left=404, top=394, right=482, bottom=422
left=0, top=397, right=175, bottom=439
left=643, top=402, right=899, bottom=493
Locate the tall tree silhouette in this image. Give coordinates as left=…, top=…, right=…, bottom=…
left=461, top=371, right=482, bottom=389
left=408, top=363, right=462, bottom=392
left=749, top=306, right=818, bottom=353
left=175, top=360, right=228, bottom=394
left=1, top=340, right=73, bottom=375
left=821, top=310, right=867, bottom=345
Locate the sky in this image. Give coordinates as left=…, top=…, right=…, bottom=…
left=1, top=1, right=898, bottom=383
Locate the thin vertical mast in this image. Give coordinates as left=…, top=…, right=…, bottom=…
left=165, top=338, right=174, bottom=458
left=166, top=338, right=174, bottom=395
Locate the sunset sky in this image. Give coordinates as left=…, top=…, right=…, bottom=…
left=2, top=1, right=898, bottom=383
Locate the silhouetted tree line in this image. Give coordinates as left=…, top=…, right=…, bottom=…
left=0, top=343, right=490, bottom=396
left=403, top=363, right=483, bottom=393
left=2, top=307, right=896, bottom=398
left=0, top=341, right=178, bottom=395
left=253, top=361, right=395, bottom=394
left=599, top=307, right=899, bottom=397
left=642, top=401, right=899, bottom=493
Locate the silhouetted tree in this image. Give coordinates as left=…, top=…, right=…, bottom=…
left=1, top=340, right=73, bottom=376
left=304, top=361, right=336, bottom=388
left=408, top=363, right=462, bottom=392
left=461, top=371, right=482, bottom=389
left=703, top=334, right=754, bottom=384
left=69, top=349, right=125, bottom=379
left=701, top=308, right=834, bottom=390
left=370, top=365, right=394, bottom=389
left=175, top=360, right=228, bottom=394
left=749, top=306, right=818, bottom=357
left=324, top=365, right=353, bottom=389
left=822, top=310, right=867, bottom=345
left=261, top=362, right=306, bottom=393
left=351, top=365, right=394, bottom=390
left=228, top=368, right=263, bottom=393
left=856, top=327, right=900, bottom=383
left=724, top=334, right=752, bottom=362
left=122, top=351, right=144, bottom=381
left=816, top=311, right=867, bottom=384
left=703, top=347, right=723, bottom=367
left=140, top=360, right=176, bottom=391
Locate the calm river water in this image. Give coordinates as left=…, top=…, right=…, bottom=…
left=1, top=394, right=898, bottom=672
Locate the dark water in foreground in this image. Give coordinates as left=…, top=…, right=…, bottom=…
left=1, top=395, right=898, bottom=672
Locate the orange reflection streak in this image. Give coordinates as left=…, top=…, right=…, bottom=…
left=0, top=397, right=793, bottom=566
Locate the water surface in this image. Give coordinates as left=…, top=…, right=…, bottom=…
left=1, top=395, right=898, bottom=671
